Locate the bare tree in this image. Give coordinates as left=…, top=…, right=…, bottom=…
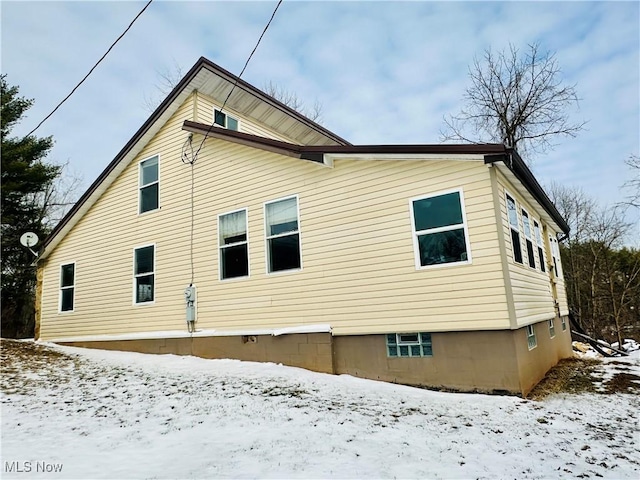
left=622, top=154, right=640, bottom=208
left=142, top=60, right=185, bottom=112
left=442, top=43, right=586, bottom=161
left=263, top=81, right=323, bottom=123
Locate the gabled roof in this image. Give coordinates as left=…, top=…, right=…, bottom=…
left=40, top=57, right=568, bottom=261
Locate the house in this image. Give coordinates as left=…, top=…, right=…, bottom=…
left=35, top=57, right=572, bottom=396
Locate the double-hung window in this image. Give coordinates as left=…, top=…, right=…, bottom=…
left=521, top=209, right=536, bottom=268
left=265, top=196, right=301, bottom=273
left=410, top=189, right=471, bottom=268
left=139, top=156, right=159, bottom=214
left=59, top=263, right=75, bottom=312
left=134, top=245, right=155, bottom=304
left=214, top=108, right=239, bottom=131
left=506, top=193, right=523, bottom=264
left=533, top=220, right=546, bottom=272
left=219, top=209, right=249, bottom=280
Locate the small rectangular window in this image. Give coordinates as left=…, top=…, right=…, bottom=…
left=561, top=316, right=567, bottom=331
left=139, top=156, right=159, bottom=214
left=387, top=333, right=432, bottom=357
left=506, top=193, right=523, bottom=264
left=59, top=263, right=75, bottom=312
left=526, top=324, right=537, bottom=350
left=134, top=245, right=155, bottom=304
left=521, top=210, right=536, bottom=269
left=533, top=221, right=546, bottom=272
left=548, top=319, right=556, bottom=338
left=214, top=108, right=239, bottom=131
left=265, top=196, right=301, bottom=273
left=219, top=209, right=249, bottom=280
left=411, top=189, right=471, bottom=268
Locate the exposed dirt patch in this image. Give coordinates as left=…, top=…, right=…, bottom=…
left=605, top=372, right=640, bottom=394
left=528, top=357, right=600, bottom=400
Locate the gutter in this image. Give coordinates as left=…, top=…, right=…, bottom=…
left=484, top=149, right=570, bottom=235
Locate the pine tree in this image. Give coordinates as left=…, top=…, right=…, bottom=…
left=1, top=75, right=60, bottom=337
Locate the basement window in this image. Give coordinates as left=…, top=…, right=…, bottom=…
left=561, top=316, right=567, bottom=331
left=139, top=155, right=159, bottom=214
left=59, top=263, right=75, bottom=312
left=214, top=109, right=239, bottom=131
left=219, top=209, right=249, bottom=280
left=548, top=319, right=556, bottom=338
left=134, top=245, right=155, bottom=304
left=265, top=196, right=301, bottom=273
left=506, top=193, right=523, bottom=264
left=410, top=189, right=471, bottom=268
left=526, top=325, right=537, bottom=350
left=386, top=333, right=433, bottom=357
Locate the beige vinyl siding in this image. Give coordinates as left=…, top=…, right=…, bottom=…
left=495, top=170, right=561, bottom=326
left=39, top=104, right=513, bottom=340
left=195, top=93, right=300, bottom=144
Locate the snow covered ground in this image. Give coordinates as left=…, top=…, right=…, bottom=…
left=1, top=340, right=639, bottom=479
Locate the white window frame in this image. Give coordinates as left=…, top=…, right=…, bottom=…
left=138, top=155, right=160, bottom=215
left=409, top=188, right=472, bottom=271
left=548, top=318, right=556, bottom=338
left=133, top=243, right=156, bottom=306
left=549, top=236, right=564, bottom=279
left=526, top=324, right=537, bottom=350
left=521, top=208, right=536, bottom=269
left=533, top=220, right=546, bottom=273
left=218, top=208, right=250, bottom=281
left=561, top=316, right=567, bottom=331
left=505, top=191, right=524, bottom=265
left=264, top=195, right=303, bottom=275
left=213, top=108, right=239, bottom=131
left=58, top=262, right=76, bottom=313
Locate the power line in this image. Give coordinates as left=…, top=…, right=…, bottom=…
left=26, top=0, right=154, bottom=137
left=189, top=0, right=283, bottom=164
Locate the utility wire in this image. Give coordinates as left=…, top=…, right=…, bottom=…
left=26, top=0, right=154, bottom=137
left=190, top=0, right=283, bottom=163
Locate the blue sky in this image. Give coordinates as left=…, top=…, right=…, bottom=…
left=2, top=1, right=639, bottom=239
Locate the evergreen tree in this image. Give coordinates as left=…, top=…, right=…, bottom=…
left=1, top=75, right=60, bottom=337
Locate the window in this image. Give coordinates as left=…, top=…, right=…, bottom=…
left=506, top=193, right=523, bottom=264
left=139, top=156, right=159, bottom=214
left=549, top=236, right=563, bottom=278
left=214, top=108, right=239, bottom=131
left=561, top=316, right=567, bottom=331
left=59, top=263, right=75, bottom=312
left=533, top=220, right=546, bottom=272
left=526, top=325, right=537, bottom=350
left=411, top=189, right=471, bottom=268
left=219, top=209, right=249, bottom=280
left=265, top=196, right=301, bottom=273
left=387, top=333, right=433, bottom=357
left=548, top=319, right=556, bottom=338
left=134, top=245, right=155, bottom=304
left=521, top=209, right=536, bottom=268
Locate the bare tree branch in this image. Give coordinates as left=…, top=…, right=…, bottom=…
left=263, top=81, right=323, bottom=123
left=441, top=43, right=586, bottom=163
